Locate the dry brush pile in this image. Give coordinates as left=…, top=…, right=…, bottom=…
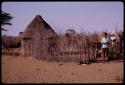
left=1, top=35, right=21, bottom=54
left=47, top=30, right=124, bottom=63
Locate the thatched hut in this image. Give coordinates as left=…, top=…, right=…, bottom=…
left=21, top=15, right=58, bottom=59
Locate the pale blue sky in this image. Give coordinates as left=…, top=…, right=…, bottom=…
left=2, top=2, right=124, bottom=36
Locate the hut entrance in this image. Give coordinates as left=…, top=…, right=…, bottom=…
left=22, top=38, right=33, bottom=56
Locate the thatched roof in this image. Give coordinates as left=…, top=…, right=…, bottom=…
left=21, top=15, right=57, bottom=39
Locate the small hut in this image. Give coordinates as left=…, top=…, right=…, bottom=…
left=21, top=15, right=58, bottom=59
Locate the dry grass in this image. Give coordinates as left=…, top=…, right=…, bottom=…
left=114, top=75, right=123, bottom=83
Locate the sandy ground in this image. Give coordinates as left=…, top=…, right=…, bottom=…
left=2, top=55, right=124, bottom=84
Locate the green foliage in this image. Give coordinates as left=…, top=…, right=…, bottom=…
left=1, top=11, right=13, bottom=31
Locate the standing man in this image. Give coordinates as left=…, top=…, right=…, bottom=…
left=101, top=32, right=110, bottom=63
left=110, top=33, right=117, bottom=60
left=111, top=33, right=116, bottom=46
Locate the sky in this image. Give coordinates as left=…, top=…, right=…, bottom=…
left=2, top=2, right=124, bottom=36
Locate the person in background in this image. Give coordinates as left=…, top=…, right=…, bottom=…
left=101, top=32, right=110, bottom=63
left=110, top=33, right=117, bottom=60
left=110, top=33, right=116, bottom=46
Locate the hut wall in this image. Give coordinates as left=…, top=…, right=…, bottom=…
left=20, top=39, right=25, bottom=56
left=21, top=38, right=32, bottom=56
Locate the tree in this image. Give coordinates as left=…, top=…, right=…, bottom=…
left=66, top=29, right=76, bottom=34
left=1, top=11, right=13, bottom=31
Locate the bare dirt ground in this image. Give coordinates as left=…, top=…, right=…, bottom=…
left=2, top=54, right=124, bottom=84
